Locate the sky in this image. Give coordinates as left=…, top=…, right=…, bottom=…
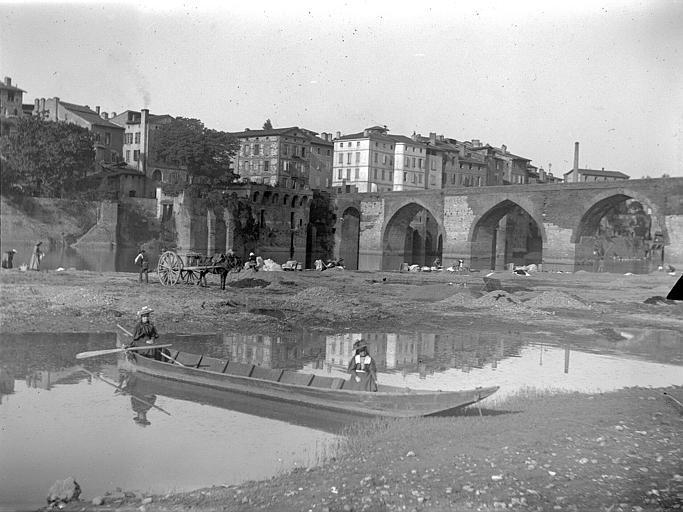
left=1, top=0, right=682, bottom=179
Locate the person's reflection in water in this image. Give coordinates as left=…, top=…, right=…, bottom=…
left=116, top=372, right=157, bottom=427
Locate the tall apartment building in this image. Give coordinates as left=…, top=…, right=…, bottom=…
left=333, top=126, right=398, bottom=193
left=110, top=110, right=187, bottom=185
left=33, top=97, right=124, bottom=164
left=333, top=127, right=502, bottom=193
left=0, top=76, right=26, bottom=136
left=229, top=127, right=333, bottom=190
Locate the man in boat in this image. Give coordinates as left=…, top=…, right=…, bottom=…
left=128, top=306, right=168, bottom=361
left=347, top=339, right=378, bottom=392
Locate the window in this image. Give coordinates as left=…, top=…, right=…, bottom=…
left=7, top=92, right=14, bottom=102
left=95, top=133, right=101, bottom=142
left=340, top=142, right=344, bottom=148
left=126, top=150, right=130, bottom=162
left=133, top=150, right=139, bottom=161
left=346, top=169, right=351, bottom=180
left=105, top=132, right=111, bottom=145
left=265, top=160, right=271, bottom=172
left=419, top=158, right=423, bottom=169
left=412, top=158, right=416, bottom=168
left=381, top=170, right=385, bottom=180
left=338, top=153, right=343, bottom=164
left=452, top=174, right=456, bottom=184
left=374, top=153, right=378, bottom=163
left=418, top=174, right=422, bottom=183
left=254, top=144, right=260, bottom=155
left=327, top=149, right=331, bottom=156
left=389, top=171, right=393, bottom=181
left=373, top=169, right=377, bottom=179
left=412, top=173, right=416, bottom=183
left=403, top=172, right=407, bottom=182
left=135, top=132, right=140, bottom=143
left=355, top=168, right=359, bottom=179
left=356, top=141, right=360, bottom=147
left=431, top=175, right=435, bottom=185
left=356, top=152, right=360, bottom=163
left=301, top=147, right=305, bottom=157
left=338, top=169, right=343, bottom=179
left=390, top=157, right=393, bottom=166
left=431, top=160, right=436, bottom=170
left=294, top=146, right=299, bottom=157
left=346, top=153, right=351, bottom=164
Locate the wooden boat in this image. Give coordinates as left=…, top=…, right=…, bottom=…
left=116, top=333, right=499, bottom=418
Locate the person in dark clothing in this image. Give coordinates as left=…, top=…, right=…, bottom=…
left=128, top=306, right=168, bottom=361
left=1, top=249, right=17, bottom=269
left=134, top=249, right=150, bottom=283
left=347, top=339, right=378, bottom=392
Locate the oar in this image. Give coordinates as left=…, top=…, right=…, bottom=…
left=75, top=344, right=173, bottom=360
left=117, top=323, right=186, bottom=367
left=78, top=366, right=171, bottom=416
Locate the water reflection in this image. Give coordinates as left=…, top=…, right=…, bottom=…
left=1, top=328, right=681, bottom=510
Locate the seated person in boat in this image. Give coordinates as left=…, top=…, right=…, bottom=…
left=347, top=339, right=378, bottom=392
left=128, top=306, right=168, bottom=361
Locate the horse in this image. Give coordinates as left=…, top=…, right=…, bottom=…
left=210, top=253, right=243, bottom=290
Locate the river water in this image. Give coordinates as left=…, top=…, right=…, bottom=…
left=1, top=328, right=681, bottom=511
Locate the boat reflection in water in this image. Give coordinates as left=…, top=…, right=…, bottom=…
left=114, top=358, right=364, bottom=433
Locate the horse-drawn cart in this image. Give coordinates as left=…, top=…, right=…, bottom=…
left=157, top=251, right=240, bottom=286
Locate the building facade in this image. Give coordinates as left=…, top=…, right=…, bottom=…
left=110, top=109, right=187, bottom=186
left=332, top=127, right=509, bottom=193
left=0, top=76, right=26, bottom=136
left=229, top=127, right=334, bottom=190
left=563, top=168, right=629, bottom=182
left=33, top=97, right=124, bottom=164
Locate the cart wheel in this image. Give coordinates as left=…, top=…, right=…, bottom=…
left=184, top=270, right=197, bottom=285
left=158, top=251, right=183, bottom=286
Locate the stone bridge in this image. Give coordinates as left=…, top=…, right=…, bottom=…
left=333, top=178, right=683, bottom=271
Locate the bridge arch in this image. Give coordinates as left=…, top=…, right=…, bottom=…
left=469, top=199, right=544, bottom=271
left=572, top=188, right=665, bottom=270
left=382, top=202, right=443, bottom=270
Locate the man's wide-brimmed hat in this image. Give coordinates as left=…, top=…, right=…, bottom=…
left=353, top=339, right=368, bottom=351
left=10, top=249, right=16, bottom=253
left=137, top=305, right=153, bottom=317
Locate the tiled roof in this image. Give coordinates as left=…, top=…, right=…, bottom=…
left=230, top=126, right=304, bottom=138
left=59, top=101, right=123, bottom=129
left=565, top=168, right=630, bottom=179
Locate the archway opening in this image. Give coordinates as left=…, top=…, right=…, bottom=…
left=382, top=203, right=441, bottom=270
left=339, top=207, right=360, bottom=270
left=574, top=195, right=661, bottom=272
left=471, top=200, right=542, bottom=271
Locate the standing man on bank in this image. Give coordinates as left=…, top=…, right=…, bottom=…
left=1, top=249, right=17, bottom=269
left=134, top=248, right=150, bottom=284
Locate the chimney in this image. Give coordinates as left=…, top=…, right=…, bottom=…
left=472, top=139, right=481, bottom=147
left=429, top=132, right=437, bottom=144
left=573, top=142, right=579, bottom=182
left=501, top=144, right=507, bottom=153
left=96, top=106, right=100, bottom=114
left=39, top=98, right=46, bottom=116
left=102, top=112, right=108, bottom=119
left=111, top=111, right=117, bottom=118
left=140, top=109, right=150, bottom=175
left=364, top=129, right=369, bottom=137
left=438, top=134, right=445, bottom=141
left=54, top=97, right=59, bottom=120
left=4, top=77, right=11, bottom=87
left=33, top=98, right=39, bottom=115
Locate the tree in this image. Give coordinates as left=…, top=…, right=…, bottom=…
left=262, top=119, right=273, bottom=130
left=0, top=116, right=95, bottom=197
left=151, top=117, right=239, bottom=196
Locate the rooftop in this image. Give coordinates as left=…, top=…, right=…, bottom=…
left=59, top=101, right=124, bottom=129
left=564, top=168, right=630, bottom=179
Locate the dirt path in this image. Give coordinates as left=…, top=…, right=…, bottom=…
left=2, top=268, right=682, bottom=511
